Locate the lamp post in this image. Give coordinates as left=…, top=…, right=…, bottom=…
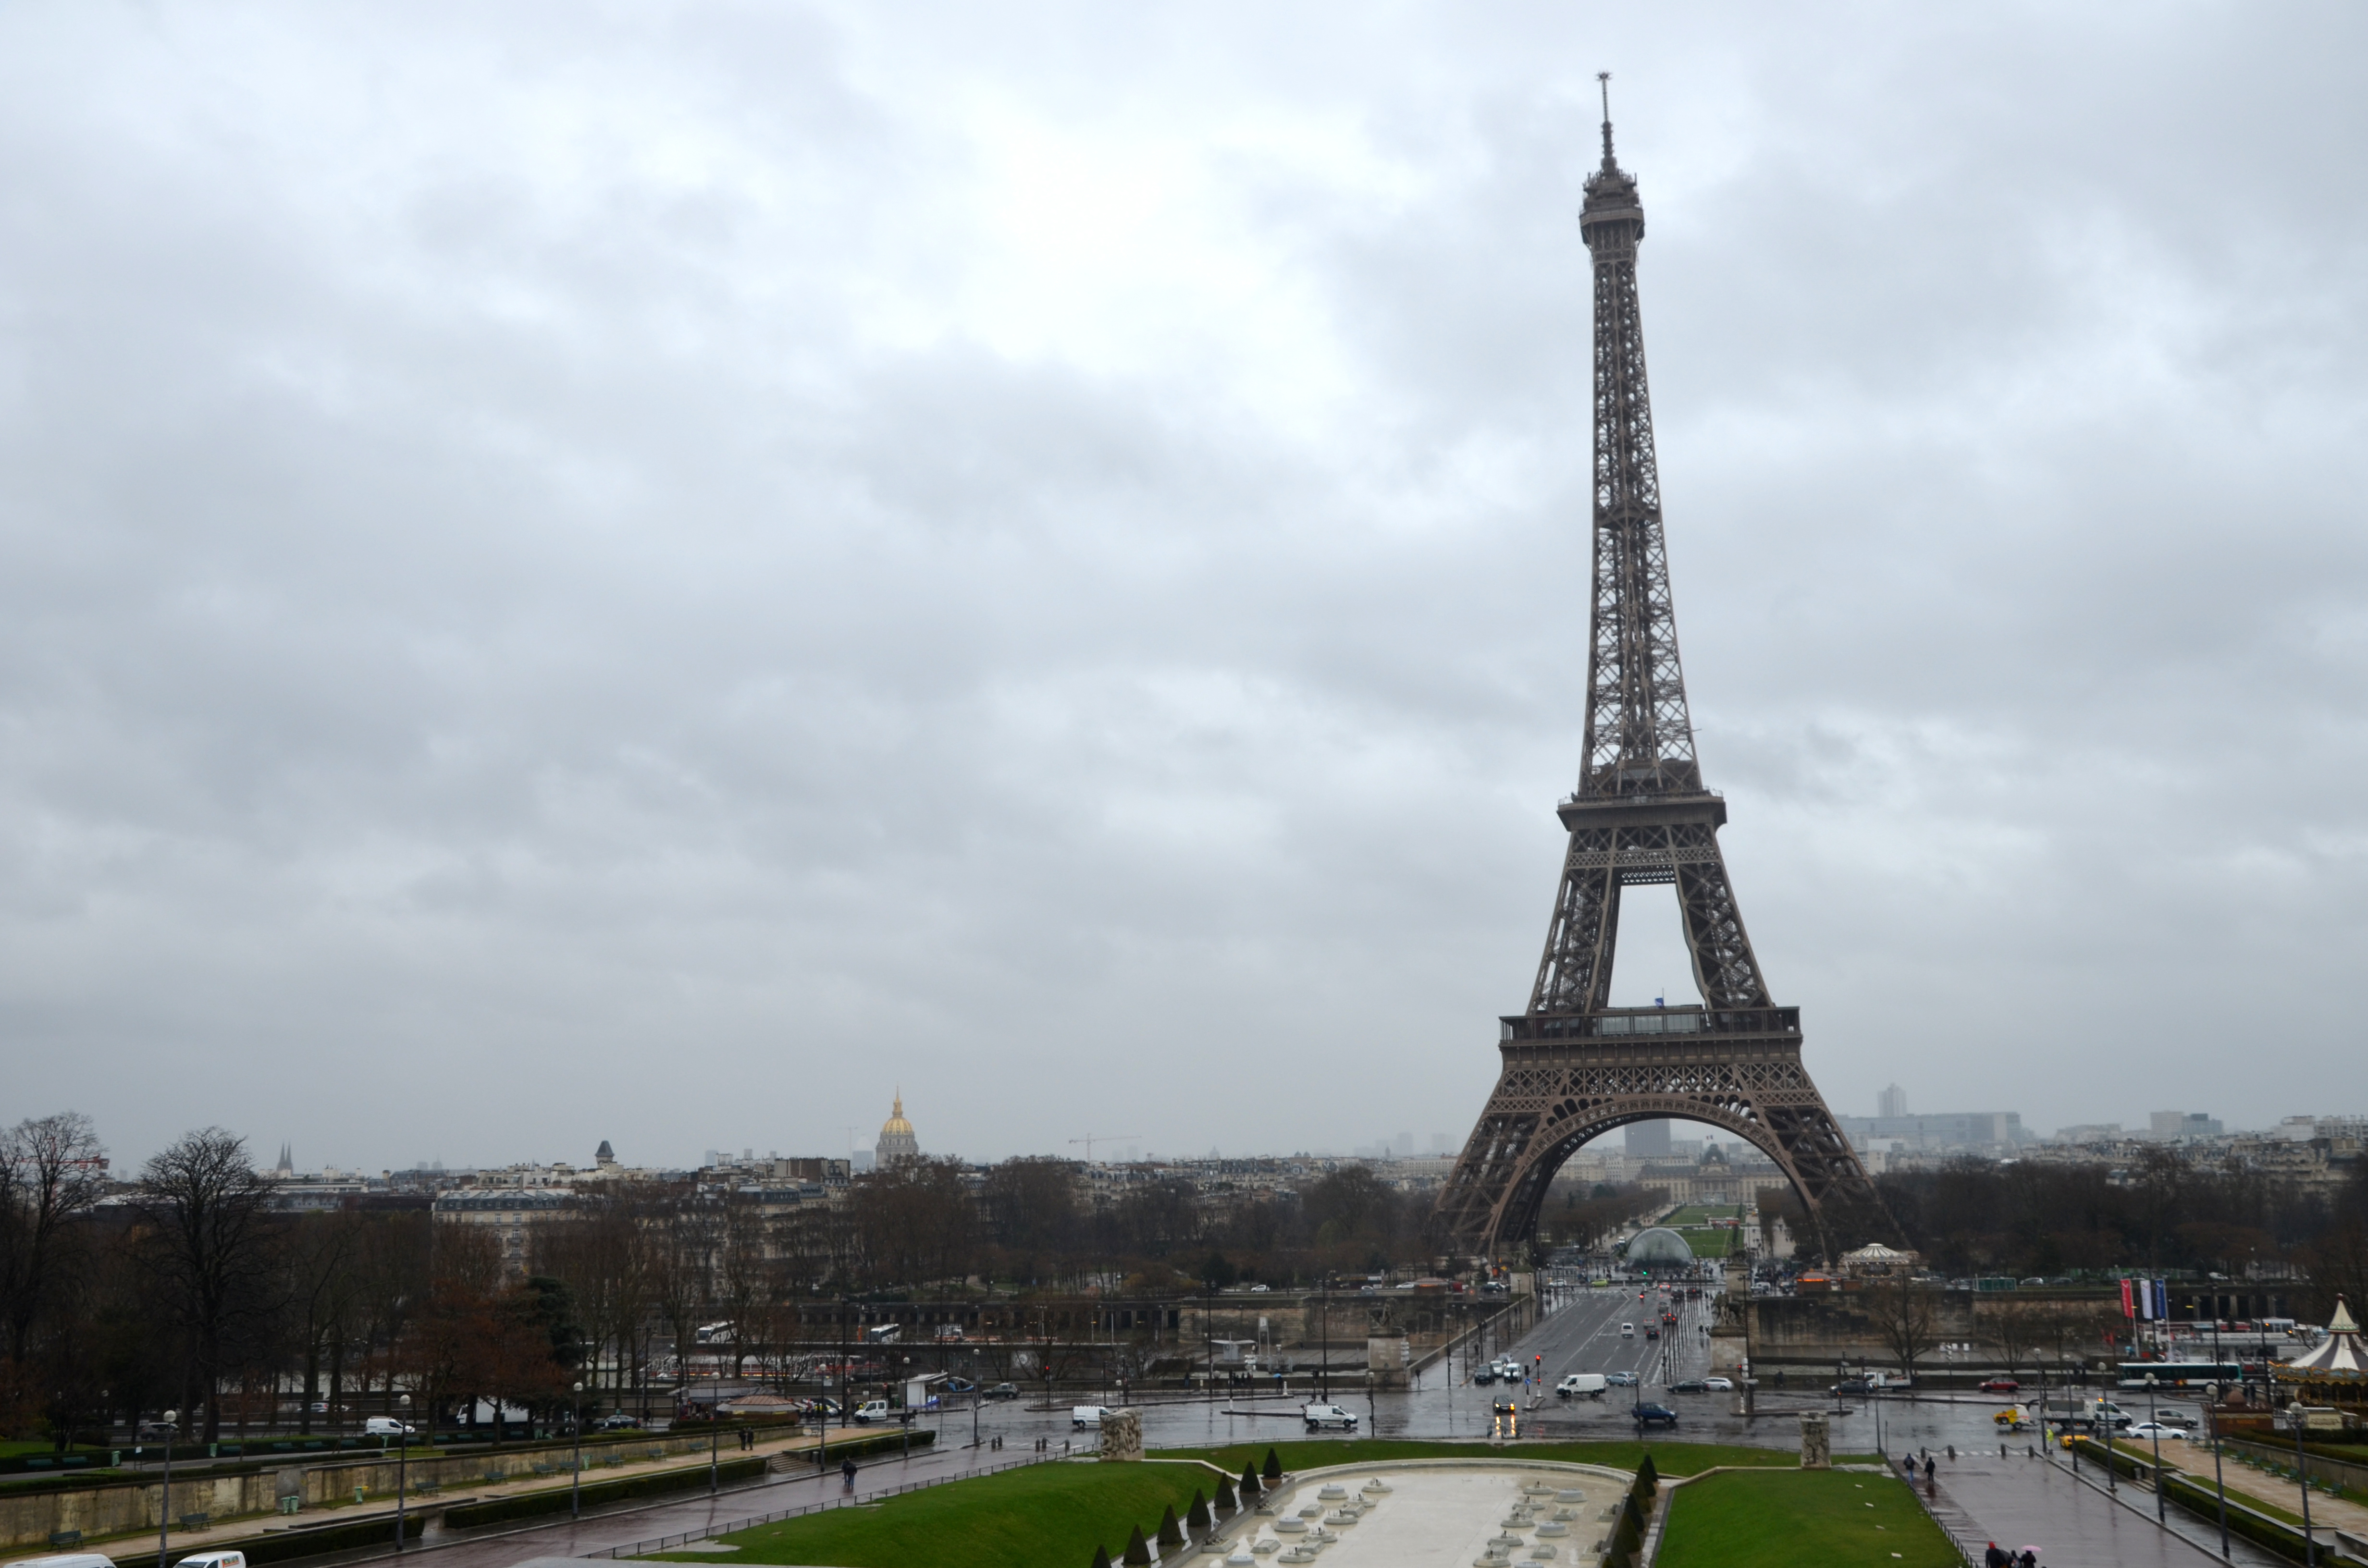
left=570, top=1382, right=584, bottom=1520
left=2289, top=1402, right=2316, bottom=1568
left=156, top=1408, right=178, bottom=1568
left=394, top=1394, right=412, bottom=1552
left=2207, top=1388, right=2230, bottom=1559
left=2145, top=1374, right=2164, bottom=1521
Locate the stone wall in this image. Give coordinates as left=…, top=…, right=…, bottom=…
left=0, top=1432, right=732, bottom=1553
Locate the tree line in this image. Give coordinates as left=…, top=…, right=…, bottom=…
left=0, top=1116, right=1457, bottom=1448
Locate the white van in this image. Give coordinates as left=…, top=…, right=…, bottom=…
left=1619, top=1322, right=1636, bottom=1337
left=1071, top=1405, right=1113, bottom=1429
left=1556, top=1373, right=1607, bottom=1399
left=175, top=1554, right=249, bottom=1568
left=851, top=1399, right=890, bottom=1424
left=362, top=1417, right=415, bottom=1438
left=12, top=1556, right=121, bottom=1568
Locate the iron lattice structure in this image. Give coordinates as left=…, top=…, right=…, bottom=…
left=1431, top=91, right=1886, bottom=1264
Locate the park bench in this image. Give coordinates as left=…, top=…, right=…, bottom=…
left=180, top=1513, right=210, bottom=1532
left=49, top=1530, right=83, bottom=1547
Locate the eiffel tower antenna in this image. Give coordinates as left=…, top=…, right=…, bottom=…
left=1431, top=99, right=1891, bottom=1266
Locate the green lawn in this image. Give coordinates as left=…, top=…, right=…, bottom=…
left=1153, top=1438, right=1869, bottom=1478
left=1674, top=1227, right=1738, bottom=1258
left=1656, top=1470, right=1959, bottom=1568
left=650, top=1460, right=1218, bottom=1568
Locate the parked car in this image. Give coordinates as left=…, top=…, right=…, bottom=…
left=1604, top=1371, right=1639, bottom=1388
left=1669, top=1379, right=1708, bottom=1394
left=852, top=1400, right=891, bottom=1424
left=1702, top=1376, right=1734, bottom=1392
left=1071, top=1405, right=1113, bottom=1429
left=2125, top=1422, right=2187, bottom=1442
left=1248, top=1284, right=1271, bottom=1293
left=1302, top=1403, right=1359, bottom=1432
left=1632, top=1403, right=1679, bottom=1428
left=1978, top=1378, right=2022, bottom=1394
left=596, top=1413, right=641, bottom=1431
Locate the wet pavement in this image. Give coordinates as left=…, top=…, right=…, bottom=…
left=242, top=1285, right=2288, bottom=1568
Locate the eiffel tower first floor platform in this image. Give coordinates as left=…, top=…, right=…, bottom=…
left=1430, top=1003, right=1885, bottom=1265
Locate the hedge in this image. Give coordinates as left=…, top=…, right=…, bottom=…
left=109, top=1509, right=423, bottom=1568
left=443, top=1430, right=933, bottom=1531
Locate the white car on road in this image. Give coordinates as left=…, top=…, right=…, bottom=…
left=2126, top=1422, right=2187, bottom=1442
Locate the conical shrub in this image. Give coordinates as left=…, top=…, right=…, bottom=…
left=1239, top=1462, right=1263, bottom=1500
left=1188, top=1489, right=1211, bottom=1531
left=1158, top=1505, right=1185, bottom=1550
left=1122, top=1523, right=1153, bottom=1566
left=1262, top=1447, right=1283, bottom=1481
left=1089, top=1549, right=1111, bottom=1568
left=1635, top=1452, right=1659, bottom=1498
left=1216, top=1474, right=1239, bottom=1513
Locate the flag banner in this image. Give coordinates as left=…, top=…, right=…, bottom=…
left=2121, top=1278, right=2135, bottom=1317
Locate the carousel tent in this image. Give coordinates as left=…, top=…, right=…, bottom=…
left=2273, top=1297, right=2366, bottom=1409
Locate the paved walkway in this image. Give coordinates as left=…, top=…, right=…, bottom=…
left=1917, top=1453, right=2288, bottom=1568
left=2150, top=1441, right=2368, bottom=1544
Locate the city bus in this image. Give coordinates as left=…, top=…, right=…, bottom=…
left=2116, top=1360, right=2241, bottom=1389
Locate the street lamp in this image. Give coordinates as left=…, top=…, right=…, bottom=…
left=393, top=1394, right=414, bottom=1552
left=2144, top=1374, right=2163, bottom=1522
left=2207, top=1384, right=2230, bottom=1559
left=2289, top=1402, right=2317, bottom=1568
left=570, top=1382, right=584, bottom=1520
left=156, top=1409, right=179, bottom=1568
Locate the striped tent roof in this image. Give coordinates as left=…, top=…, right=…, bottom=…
left=2279, top=1297, right=2365, bottom=1381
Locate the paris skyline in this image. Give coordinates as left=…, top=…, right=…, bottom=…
left=0, top=3, right=2363, bottom=1170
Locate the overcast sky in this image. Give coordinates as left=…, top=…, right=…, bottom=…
left=2, top=2, right=2363, bottom=1175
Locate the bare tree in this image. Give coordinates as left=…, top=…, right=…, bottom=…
left=139, top=1128, right=281, bottom=1440
left=1862, top=1276, right=1940, bottom=1382
left=1984, top=1298, right=2039, bottom=1379
left=0, top=1112, right=108, bottom=1366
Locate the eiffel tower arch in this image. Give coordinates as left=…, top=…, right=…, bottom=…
left=1431, top=83, right=1889, bottom=1267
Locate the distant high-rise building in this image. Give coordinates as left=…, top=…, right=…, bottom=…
left=1626, top=1121, right=1672, bottom=1158
left=2149, top=1111, right=2222, bottom=1141
left=1878, top=1084, right=1909, bottom=1119
left=875, top=1092, right=921, bottom=1166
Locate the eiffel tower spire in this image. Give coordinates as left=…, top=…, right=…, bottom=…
left=1431, top=94, right=1888, bottom=1263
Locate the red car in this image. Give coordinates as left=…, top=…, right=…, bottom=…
left=1978, top=1378, right=2021, bottom=1394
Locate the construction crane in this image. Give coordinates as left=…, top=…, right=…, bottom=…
left=1069, top=1134, right=1141, bottom=1162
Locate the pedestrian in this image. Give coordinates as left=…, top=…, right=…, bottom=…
left=1924, top=1456, right=1936, bottom=1483
left=840, top=1456, right=857, bottom=1492
left=2019, top=1551, right=2037, bottom=1568
left=1984, top=1543, right=2007, bottom=1568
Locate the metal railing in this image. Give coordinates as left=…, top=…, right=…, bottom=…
left=584, top=1450, right=1065, bottom=1558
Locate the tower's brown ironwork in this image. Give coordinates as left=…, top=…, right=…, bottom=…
left=1432, top=81, right=1885, bottom=1264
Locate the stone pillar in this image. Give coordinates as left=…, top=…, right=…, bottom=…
left=1799, top=1410, right=1830, bottom=1470
left=1101, top=1408, right=1143, bottom=1462
left=1366, top=1332, right=1408, bottom=1390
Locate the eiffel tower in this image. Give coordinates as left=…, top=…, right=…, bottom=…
left=1431, top=82, right=1886, bottom=1266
